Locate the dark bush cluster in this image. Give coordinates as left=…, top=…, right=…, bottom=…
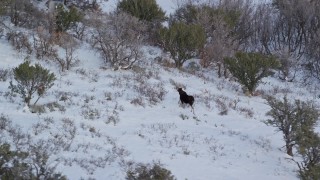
left=126, top=162, right=176, bottom=180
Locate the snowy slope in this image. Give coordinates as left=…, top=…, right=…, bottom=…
left=1, top=40, right=305, bottom=180
left=0, top=0, right=318, bottom=180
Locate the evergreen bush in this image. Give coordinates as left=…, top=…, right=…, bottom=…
left=117, top=0, right=165, bottom=22
left=224, top=52, right=279, bottom=95
left=265, top=96, right=318, bottom=156
left=159, top=22, right=205, bottom=68
left=9, top=61, right=56, bottom=106
left=55, top=5, right=83, bottom=33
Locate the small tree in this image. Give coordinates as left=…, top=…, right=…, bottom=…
left=159, top=22, right=205, bottom=68
left=117, top=0, right=166, bottom=22
left=224, top=52, right=279, bottom=95
left=9, top=61, right=56, bottom=106
left=265, top=96, right=319, bottom=156
left=55, top=5, right=83, bottom=33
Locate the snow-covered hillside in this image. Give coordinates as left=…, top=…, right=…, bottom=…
left=0, top=0, right=319, bottom=179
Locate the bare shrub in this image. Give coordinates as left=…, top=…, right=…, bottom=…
left=0, top=28, right=4, bottom=38
left=5, top=0, right=47, bottom=29
left=70, top=21, right=87, bottom=40
left=193, top=89, right=215, bottom=110
left=105, top=103, right=121, bottom=125
left=75, top=68, right=99, bottom=82
left=0, top=113, right=12, bottom=131
left=214, top=96, right=229, bottom=115
left=6, top=31, right=32, bottom=54
left=45, top=101, right=66, bottom=112
left=251, top=136, right=272, bottom=152
left=196, top=1, right=250, bottom=77
left=83, top=94, right=95, bottom=104
left=75, top=68, right=88, bottom=80
left=110, top=75, right=125, bottom=88
left=81, top=105, right=100, bottom=120
left=133, top=81, right=166, bottom=105
left=27, top=140, right=67, bottom=179
left=59, top=118, right=77, bottom=150
left=130, top=97, right=145, bottom=107
left=179, top=113, right=189, bottom=120
left=104, top=92, right=112, bottom=101
left=55, top=33, right=80, bottom=71
left=6, top=126, right=30, bottom=150
left=80, top=122, right=98, bottom=136
left=237, top=107, right=254, bottom=118
left=32, top=117, right=54, bottom=135
left=268, top=86, right=292, bottom=96
left=131, top=70, right=167, bottom=105
left=32, top=27, right=57, bottom=60
left=157, top=56, right=176, bottom=68
left=66, top=138, right=129, bottom=175
left=54, top=90, right=79, bottom=106
left=0, top=141, right=66, bottom=180
left=33, top=117, right=76, bottom=151
left=274, top=49, right=300, bottom=82
left=90, top=12, right=146, bottom=70
left=0, top=116, right=66, bottom=178
left=30, top=104, right=47, bottom=114
left=0, top=68, right=9, bottom=81
left=229, top=98, right=240, bottom=110
left=200, top=22, right=236, bottom=78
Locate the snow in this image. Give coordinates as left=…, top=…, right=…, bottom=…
left=0, top=0, right=318, bottom=179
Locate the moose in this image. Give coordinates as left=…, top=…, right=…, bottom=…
left=177, top=88, right=195, bottom=113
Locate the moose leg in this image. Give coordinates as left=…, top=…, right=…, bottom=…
left=191, top=105, right=195, bottom=115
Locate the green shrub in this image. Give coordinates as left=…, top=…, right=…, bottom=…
left=0, top=0, right=10, bottom=15
left=126, top=162, right=176, bottom=180
left=55, top=5, right=83, bottom=33
left=170, top=4, right=199, bottom=24
left=159, top=22, right=205, bottom=68
left=265, top=96, right=320, bottom=179
left=265, top=96, right=318, bottom=156
left=9, top=61, right=56, bottom=106
left=296, top=131, right=320, bottom=180
left=117, top=0, right=166, bottom=22
left=224, top=52, right=279, bottom=95
left=117, top=0, right=166, bottom=44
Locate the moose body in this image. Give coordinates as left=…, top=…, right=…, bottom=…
left=177, top=88, right=195, bottom=113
